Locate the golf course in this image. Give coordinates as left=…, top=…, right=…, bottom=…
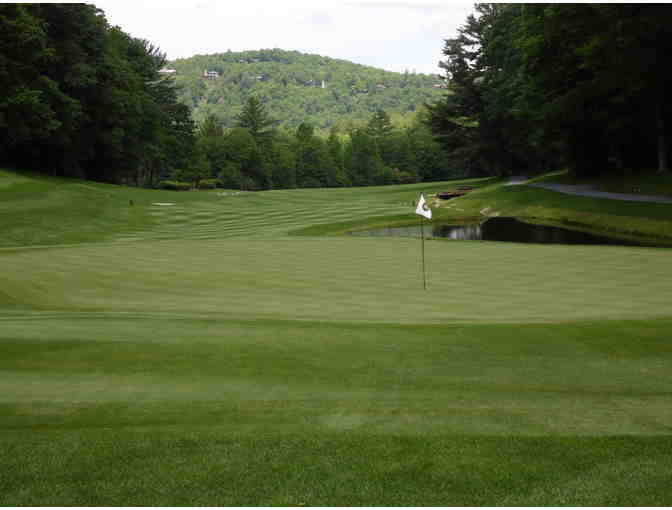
left=1, top=167, right=672, bottom=506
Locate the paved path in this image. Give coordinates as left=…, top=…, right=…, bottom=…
left=507, top=176, right=672, bottom=204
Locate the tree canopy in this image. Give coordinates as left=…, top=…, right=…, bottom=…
left=0, top=3, right=194, bottom=185
left=427, top=3, right=672, bottom=179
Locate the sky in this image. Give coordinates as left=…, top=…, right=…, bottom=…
left=91, top=0, right=476, bottom=75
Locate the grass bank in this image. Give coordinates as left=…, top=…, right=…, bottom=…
left=430, top=175, right=672, bottom=244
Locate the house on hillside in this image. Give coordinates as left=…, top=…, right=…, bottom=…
left=203, top=69, right=220, bottom=79
left=158, top=68, right=177, bottom=76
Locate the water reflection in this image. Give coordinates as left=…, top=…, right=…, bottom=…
left=351, top=217, right=657, bottom=247
left=434, top=223, right=482, bottom=241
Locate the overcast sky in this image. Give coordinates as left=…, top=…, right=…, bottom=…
left=92, top=0, right=475, bottom=75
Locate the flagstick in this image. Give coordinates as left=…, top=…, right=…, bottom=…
left=420, top=214, right=427, bottom=291
left=415, top=192, right=429, bottom=291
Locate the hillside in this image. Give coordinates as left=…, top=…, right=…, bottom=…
left=168, top=49, right=446, bottom=130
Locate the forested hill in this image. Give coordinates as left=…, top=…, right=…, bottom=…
left=169, top=49, right=446, bottom=130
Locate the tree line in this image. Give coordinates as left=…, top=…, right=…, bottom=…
left=427, top=4, right=672, bottom=179
left=176, top=97, right=453, bottom=191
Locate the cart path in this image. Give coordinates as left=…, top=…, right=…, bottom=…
left=508, top=176, right=672, bottom=204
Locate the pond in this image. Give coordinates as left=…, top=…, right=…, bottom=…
left=350, top=217, right=659, bottom=247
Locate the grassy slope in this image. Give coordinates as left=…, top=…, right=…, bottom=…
left=431, top=176, right=672, bottom=243
left=0, top=169, right=480, bottom=246
left=549, top=169, right=672, bottom=197
left=1, top=168, right=671, bottom=505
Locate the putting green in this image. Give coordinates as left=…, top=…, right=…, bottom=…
left=2, top=237, right=671, bottom=323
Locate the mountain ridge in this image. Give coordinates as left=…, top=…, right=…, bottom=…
left=168, top=48, right=446, bottom=131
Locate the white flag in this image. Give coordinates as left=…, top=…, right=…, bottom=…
left=415, top=193, right=432, bottom=220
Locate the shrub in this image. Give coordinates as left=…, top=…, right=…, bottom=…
left=397, top=170, right=418, bottom=184
left=159, top=180, right=191, bottom=191
left=198, top=179, right=221, bottom=190
left=240, top=175, right=259, bottom=191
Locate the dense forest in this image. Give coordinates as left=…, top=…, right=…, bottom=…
left=169, top=49, right=445, bottom=132
left=0, top=4, right=193, bottom=185
left=427, top=4, right=672, bottom=179
left=181, top=98, right=451, bottom=190
left=3, top=4, right=671, bottom=190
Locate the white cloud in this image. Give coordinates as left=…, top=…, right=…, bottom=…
left=94, top=0, right=474, bottom=74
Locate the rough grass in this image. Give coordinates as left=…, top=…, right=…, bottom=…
left=1, top=167, right=671, bottom=505
left=1, top=430, right=671, bottom=506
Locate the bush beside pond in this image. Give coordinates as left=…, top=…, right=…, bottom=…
left=159, top=180, right=192, bottom=191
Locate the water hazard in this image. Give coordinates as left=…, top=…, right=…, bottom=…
left=351, top=217, right=658, bottom=247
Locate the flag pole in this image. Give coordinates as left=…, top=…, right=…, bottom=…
left=420, top=202, right=427, bottom=291
left=415, top=191, right=429, bottom=291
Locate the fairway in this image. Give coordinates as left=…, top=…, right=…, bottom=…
left=1, top=169, right=672, bottom=505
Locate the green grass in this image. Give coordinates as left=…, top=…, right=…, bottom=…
left=549, top=169, right=672, bottom=197
left=432, top=176, right=672, bottom=243
left=0, top=168, right=490, bottom=246
left=1, top=168, right=671, bottom=505
left=2, top=429, right=670, bottom=506
left=3, top=238, right=672, bottom=323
